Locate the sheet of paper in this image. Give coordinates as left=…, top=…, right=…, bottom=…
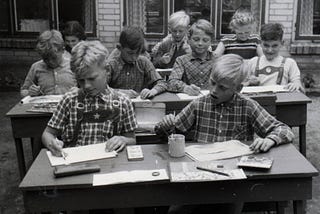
left=21, top=95, right=63, bottom=104
left=170, top=162, right=247, bottom=182
left=46, top=143, right=117, bottom=166
left=131, top=96, right=151, bottom=103
left=93, top=169, right=169, bottom=186
left=185, top=140, right=254, bottom=161
left=240, top=85, right=289, bottom=94
left=176, top=90, right=210, bottom=100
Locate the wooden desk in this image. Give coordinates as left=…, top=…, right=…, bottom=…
left=6, top=92, right=311, bottom=179
left=19, top=143, right=318, bottom=214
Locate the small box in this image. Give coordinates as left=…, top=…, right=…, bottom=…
left=126, top=145, right=144, bottom=161
left=237, top=156, right=273, bottom=169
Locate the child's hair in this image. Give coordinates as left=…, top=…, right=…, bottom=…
left=260, top=23, right=284, bottom=41
left=119, top=26, right=145, bottom=53
left=229, top=7, right=255, bottom=30
left=36, top=30, right=65, bottom=56
left=62, top=21, right=86, bottom=41
left=211, top=54, right=248, bottom=88
left=168, top=10, right=190, bottom=30
left=188, top=19, right=214, bottom=39
left=70, top=40, right=109, bottom=79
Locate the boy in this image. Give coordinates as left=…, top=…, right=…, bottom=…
left=152, top=10, right=191, bottom=69
left=21, top=30, right=76, bottom=97
left=106, top=26, right=167, bottom=99
left=157, top=54, right=294, bottom=214
left=42, top=41, right=137, bottom=157
left=168, top=19, right=215, bottom=96
left=246, top=23, right=304, bottom=92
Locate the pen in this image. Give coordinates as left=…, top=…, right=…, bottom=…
left=30, top=79, right=44, bottom=95
left=61, top=149, right=66, bottom=160
left=196, top=166, right=230, bottom=177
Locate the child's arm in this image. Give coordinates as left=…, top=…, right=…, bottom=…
left=42, top=126, right=64, bottom=157
left=152, top=40, right=172, bottom=68
left=21, top=63, right=42, bottom=97
left=285, top=58, right=305, bottom=92
left=168, top=57, right=190, bottom=93
left=212, top=42, right=225, bottom=58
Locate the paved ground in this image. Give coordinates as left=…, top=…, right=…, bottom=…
left=0, top=91, right=319, bottom=214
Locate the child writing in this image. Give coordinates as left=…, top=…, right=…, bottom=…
left=62, top=21, right=86, bottom=59
left=42, top=40, right=137, bottom=156
left=246, top=23, right=304, bottom=92
left=152, top=10, right=191, bottom=69
left=214, top=7, right=263, bottom=59
left=106, top=26, right=167, bottom=99
left=168, top=19, right=215, bottom=96
left=20, top=30, right=76, bottom=97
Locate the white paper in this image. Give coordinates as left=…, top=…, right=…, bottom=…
left=46, top=143, right=117, bottom=166
left=240, top=85, right=289, bottom=94
left=185, top=140, right=254, bottom=161
left=131, top=96, right=151, bottom=103
left=93, top=169, right=169, bottom=186
left=21, top=95, right=63, bottom=104
left=176, top=90, right=210, bottom=100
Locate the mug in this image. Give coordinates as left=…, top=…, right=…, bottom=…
left=168, top=134, right=185, bottom=158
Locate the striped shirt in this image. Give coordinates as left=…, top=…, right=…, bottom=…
left=221, top=34, right=261, bottom=59
left=168, top=51, right=214, bottom=92
left=48, top=87, right=137, bottom=146
left=175, top=93, right=294, bottom=144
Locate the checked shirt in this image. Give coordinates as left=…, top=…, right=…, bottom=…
left=175, top=93, right=294, bottom=144
left=48, top=87, right=137, bottom=146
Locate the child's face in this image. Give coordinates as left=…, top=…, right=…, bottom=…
left=120, top=47, right=140, bottom=64
left=170, top=26, right=188, bottom=42
left=65, top=36, right=80, bottom=49
left=42, top=50, right=63, bottom=68
left=77, top=63, right=106, bottom=97
left=234, top=24, right=253, bottom=41
left=208, top=76, right=237, bottom=104
left=188, top=28, right=212, bottom=57
left=261, top=40, right=282, bottom=61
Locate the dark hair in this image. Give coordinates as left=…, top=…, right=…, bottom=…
left=261, top=23, right=284, bottom=41
left=62, top=21, right=86, bottom=41
left=119, top=26, right=145, bottom=52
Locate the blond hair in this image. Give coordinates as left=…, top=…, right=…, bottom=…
left=70, top=40, right=109, bottom=79
left=36, top=30, right=64, bottom=56
left=229, top=7, right=255, bottom=31
left=168, top=10, right=190, bottom=29
left=188, top=19, right=214, bottom=39
left=211, top=54, right=248, bottom=88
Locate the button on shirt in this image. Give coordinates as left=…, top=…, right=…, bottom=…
left=48, top=88, right=137, bottom=146
left=21, top=58, right=76, bottom=95
left=175, top=93, right=294, bottom=144
left=168, top=51, right=214, bottom=92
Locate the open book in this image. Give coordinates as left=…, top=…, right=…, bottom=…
left=176, top=90, right=210, bottom=100
left=240, top=85, right=289, bottom=94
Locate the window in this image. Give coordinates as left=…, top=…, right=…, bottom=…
left=296, top=0, right=320, bottom=40
left=0, top=0, right=95, bottom=37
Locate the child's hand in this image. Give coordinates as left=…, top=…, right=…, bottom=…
left=140, top=88, right=157, bottom=99
left=158, top=114, right=176, bottom=130
left=247, top=76, right=260, bottom=86
left=250, top=138, right=275, bottom=153
left=183, top=84, right=201, bottom=96
left=105, top=136, right=126, bottom=152
left=118, top=89, right=139, bottom=98
left=28, top=84, right=42, bottom=96
left=285, top=82, right=302, bottom=92
left=48, top=138, right=66, bottom=157
left=160, top=53, right=172, bottom=64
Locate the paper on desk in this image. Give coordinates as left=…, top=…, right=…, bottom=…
left=176, top=90, right=210, bottom=100
left=240, top=85, right=289, bottom=94
left=131, top=96, right=151, bottom=103
left=21, top=95, right=63, bottom=104
left=46, top=143, right=117, bottom=166
left=185, top=140, right=254, bottom=161
left=92, top=169, right=169, bottom=186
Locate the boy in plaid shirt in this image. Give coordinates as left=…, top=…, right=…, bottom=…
left=42, top=41, right=137, bottom=157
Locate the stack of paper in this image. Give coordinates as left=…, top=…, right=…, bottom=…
left=176, top=90, right=210, bottom=100
left=21, top=95, right=63, bottom=104
left=185, top=140, right=254, bottom=161
left=240, top=85, right=289, bottom=94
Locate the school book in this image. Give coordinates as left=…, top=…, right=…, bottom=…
left=21, top=95, right=63, bottom=104
left=169, top=161, right=247, bottom=182
left=237, top=156, right=273, bottom=169
left=240, top=85, right=289, bottom=94
left=27, top=103, right=58, bottom=113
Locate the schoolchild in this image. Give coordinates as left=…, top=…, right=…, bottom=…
left=62, top=20, right=86, bottom=59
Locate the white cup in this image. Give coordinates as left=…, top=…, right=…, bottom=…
left=168, top=134, right=185, bottom=158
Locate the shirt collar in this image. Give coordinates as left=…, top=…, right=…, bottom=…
left=190, top=51, right=213, bottom=62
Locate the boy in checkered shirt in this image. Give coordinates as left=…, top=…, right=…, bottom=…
left=42, top=40, right=137, bottom=157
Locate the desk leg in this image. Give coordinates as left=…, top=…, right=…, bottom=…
left=293, top=200, right=305, bottom=214
left=14, top=138, right=26, bottom=179
left=299, top=125, right=306, bottom=157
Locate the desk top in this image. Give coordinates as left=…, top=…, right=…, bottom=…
left=20, top=143, right=318, bottom=191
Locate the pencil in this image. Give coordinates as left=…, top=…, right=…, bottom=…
left=61, top=150, right=66, bottom=160
left=196, top=166, right=230, bottom=177
left=30, top=79, right=44, bottom=95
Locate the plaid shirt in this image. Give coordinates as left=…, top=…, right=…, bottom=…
left=168, top=51, right=214, bottom=92
left=106, top=54, right=167, bottom=93
left=48, top=87, right=137, bottom=146
left=175, top=93, right=294, bottom=144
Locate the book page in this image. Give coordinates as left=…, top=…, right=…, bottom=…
left=185, top=140, right=254, bottom=161
left=240, top=85, right=289, bottom=94
left=21, top=95, right=63, bottom=104
left=46, top=143, right=117, bottom=166
left=176, top=90, right=210, bottom=100
left=93, top=169, right=169, bottom=186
